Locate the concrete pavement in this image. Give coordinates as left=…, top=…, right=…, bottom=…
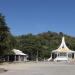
left=0, top=62, right=75, bottom=75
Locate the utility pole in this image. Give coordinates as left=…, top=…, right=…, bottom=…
left=36, top=50, right=38, bottom=62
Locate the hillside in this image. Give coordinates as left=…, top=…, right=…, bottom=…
left=14, top=31, right=75, bottom=60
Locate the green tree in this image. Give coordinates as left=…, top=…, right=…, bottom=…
left=0, top=14, right=10, bottom=56
left=14, top=31, right=75, bottom=61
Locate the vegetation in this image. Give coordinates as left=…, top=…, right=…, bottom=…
left=0, top=13, right=75, bottom=61
left=14, top=32, right=75, bottom=60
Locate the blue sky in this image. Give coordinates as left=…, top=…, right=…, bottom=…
left=0, top=0, right=75, bottom=36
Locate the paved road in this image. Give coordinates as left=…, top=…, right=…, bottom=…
left=1, top=62, right=75, bottom=75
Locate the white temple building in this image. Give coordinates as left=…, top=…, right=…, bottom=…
left=48, top=37, right=75, bottom=61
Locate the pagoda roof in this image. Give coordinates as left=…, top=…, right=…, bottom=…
left=52, top=37, right=75, bottom=53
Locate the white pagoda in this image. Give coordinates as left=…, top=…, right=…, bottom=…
left=48, top=37, right=75, bottom=61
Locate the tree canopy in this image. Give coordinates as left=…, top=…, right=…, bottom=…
left=14, top=32, right=75, bottom=60
left=0, top=14, right=12, bottom=56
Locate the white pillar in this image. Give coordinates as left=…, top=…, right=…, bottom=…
left=24, top=56, right=27, bottom=61
left=74, top=53, right=75, bottom=59
left=24, top=56, right=25, bottom=61
left=57, top=52, right=58, bottom=58
left=7, top=56, right=9, bottom=61
left=14, top=55, right=16, bottom=61
left=19, top=56, right=21, bottom=61
left=67, top=53, right=68, bottom=60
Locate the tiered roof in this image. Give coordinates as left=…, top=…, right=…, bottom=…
left=52, top=37, right=74, bottom=52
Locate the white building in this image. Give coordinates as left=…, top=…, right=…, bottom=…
left=5, top=49, right=28, bottom=62
left=48, top=37, right=75, bottom=61
left=12, top=49, right=28, bottom=62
